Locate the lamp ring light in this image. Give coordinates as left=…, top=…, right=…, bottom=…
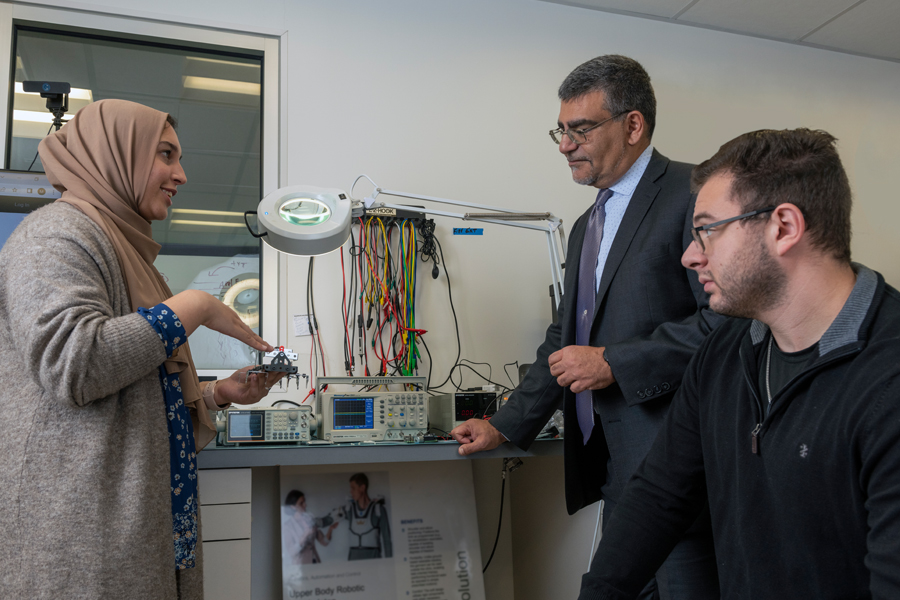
left=247, top=185, right=353, bottom=256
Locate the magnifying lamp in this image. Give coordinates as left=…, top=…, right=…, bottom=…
left=244, top=176, right=567, bottom=308
left=244, top=185, right=352, bottom=255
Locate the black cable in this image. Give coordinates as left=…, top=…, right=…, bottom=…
left=309, top=257, right=317, bottom=331
left=448, top=363, right=511, bottom=393
left=306, top=259, right=317, bottom=379
left=366, top=219, right=382, bottom=374
left=362, top=217, right=380, bottom=376
left=348, top=226, right=360, bottom=372
left=418, top=219, right=439, bottom=272
left=427, top=236, right=461, bottom=391
left=355, top=218, right=371, bottom=376
left=272, top=400, right=301, bottom=407
left=452, top=366, right=462, bottom=391
left=482, top=473, right=506, bottom=573
left=26, top=123, right=55, bottom=172
left=460, top=358, right=492, bottom=383
left=503, top=361, right=520, bottom=388
left=341, top=244, right=351, bottom=373
left=307, top=257, right=326, bottom=380
left=347, top=242, right=359, bottom=374
left=420, top=336, right=434, bottom=394
left=415, top=220, right=439, bottom=383
left=427, top=427, right=453, bottom=439
left=487, top=396, right=500, bottom=419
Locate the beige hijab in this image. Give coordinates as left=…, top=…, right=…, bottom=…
left=38, top=99, right=215, bottom=447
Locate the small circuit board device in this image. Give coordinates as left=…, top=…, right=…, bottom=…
left=316, top=376, right=428, bottom=443
left=246, top=347, right=308, bottom=389
left=221, top=405, right=315, bottom=445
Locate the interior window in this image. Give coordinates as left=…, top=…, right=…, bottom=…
left=9, top=26, right=263, bottom=369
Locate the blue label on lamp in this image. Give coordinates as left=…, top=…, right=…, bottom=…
left=453, top=227, right=483, bottom=235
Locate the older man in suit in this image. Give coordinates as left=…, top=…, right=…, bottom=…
left=451, top=55, right=722, bottom=599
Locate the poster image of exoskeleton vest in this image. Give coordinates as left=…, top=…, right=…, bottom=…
left=280, top=462, right=485, bottom=600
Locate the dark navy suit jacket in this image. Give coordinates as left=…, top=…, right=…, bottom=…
left=490, top=148, right=723, bottom=514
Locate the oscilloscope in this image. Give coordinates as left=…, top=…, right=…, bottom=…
left=316, top=376, right=428, bottom=442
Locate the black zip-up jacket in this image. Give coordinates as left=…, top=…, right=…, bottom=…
left=579, top=265, right=900, bottom=600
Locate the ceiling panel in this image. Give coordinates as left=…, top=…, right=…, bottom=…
left=804, top=0, right=900, bottom=60
left=677, top=0, right=860, bottom=40
left=539, top=0, right=694, bottom=19
left=537, top=0, right=900, bottom=64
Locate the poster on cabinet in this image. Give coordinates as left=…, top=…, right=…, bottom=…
left=280, top=460, right=485, bottom=600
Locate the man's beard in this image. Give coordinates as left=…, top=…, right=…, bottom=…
left=709, top=235, right=787, bottom=319
left=572, top=156, right=597, bottom=186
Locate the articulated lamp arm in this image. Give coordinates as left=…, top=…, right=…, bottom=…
left=350, top=175, right=567, bottom=309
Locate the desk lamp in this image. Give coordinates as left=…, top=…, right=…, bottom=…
left=245, top=175, right=567, bottom=308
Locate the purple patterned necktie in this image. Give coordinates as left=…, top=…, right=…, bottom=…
left=575, top=188, right=613, bottom=445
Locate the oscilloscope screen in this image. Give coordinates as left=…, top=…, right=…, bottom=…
left=333, top=397, right=375, bottom=429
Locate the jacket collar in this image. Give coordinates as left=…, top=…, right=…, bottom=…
left=749, top=263, right=879, bottom=357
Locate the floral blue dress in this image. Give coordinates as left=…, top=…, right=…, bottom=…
left=138, top=304, right=199, bottom=570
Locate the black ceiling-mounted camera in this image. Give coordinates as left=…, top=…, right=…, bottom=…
left=23, top=81, right=71, bottom=131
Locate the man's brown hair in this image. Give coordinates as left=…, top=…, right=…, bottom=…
left=692, top=128, right=852, bottom=263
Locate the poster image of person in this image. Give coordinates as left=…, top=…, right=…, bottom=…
left=345, top=472, right=393, bottom=560
left=281, top=489, right=339, bottom=565
left=279, top=464, right=486, bottom=600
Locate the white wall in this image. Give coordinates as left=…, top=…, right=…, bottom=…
left=16, top=0, right=900, bottom=596
left=271, top=0, right=900, bottom=394
left=22, top=0, right=900, bottom=383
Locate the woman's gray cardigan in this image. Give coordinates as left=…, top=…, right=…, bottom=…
left=0, top=203, right=204, bottom=599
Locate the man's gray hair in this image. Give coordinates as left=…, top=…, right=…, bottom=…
left=558, top=55, right=656, bottom=139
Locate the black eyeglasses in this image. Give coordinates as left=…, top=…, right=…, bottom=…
left=690, top=206, right=775, bottom=251
left=549, top=111, right=628, bottom=145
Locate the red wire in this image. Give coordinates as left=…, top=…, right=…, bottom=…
left=363, top=224, right=404, bottom=366
left=354, top=216, right=425, bottom=374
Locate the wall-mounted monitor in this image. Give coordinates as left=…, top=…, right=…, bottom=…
left=0, top=170, right=60, bottom=247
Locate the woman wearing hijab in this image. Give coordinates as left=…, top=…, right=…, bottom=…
left=0, top=99, right=280, bottom=599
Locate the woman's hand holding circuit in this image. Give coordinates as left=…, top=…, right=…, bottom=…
left=215, top=365, right=288, bottom=406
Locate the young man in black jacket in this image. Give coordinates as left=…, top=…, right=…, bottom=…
left=579, top=128, right=900, bottom=600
